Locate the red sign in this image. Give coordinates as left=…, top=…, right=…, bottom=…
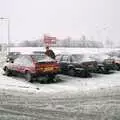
left=44, top=35, right=56, bottom=44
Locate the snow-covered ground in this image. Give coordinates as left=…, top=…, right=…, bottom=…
left=0, top=68, right=120, bottom=94
left=0, top=70, right=120, bottom=120
left=0, top=48, right=120, bottom=120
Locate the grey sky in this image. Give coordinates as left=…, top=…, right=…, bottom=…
left=0, top=0, right=120, bottom=44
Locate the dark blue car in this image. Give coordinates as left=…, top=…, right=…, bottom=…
left=56, top=54, right=97, bottom=77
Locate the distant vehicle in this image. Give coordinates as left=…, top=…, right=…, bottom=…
left=107, top=50, right=120, bottom=58
left=56, top=54, right=97, bottom=77
left=112, top=56, right=120, bottom=70
left=107, top=50, right=120, bottom=70
left=89, top=53, right=116, bottom=73
left=3, top=53, right=60, bottom=83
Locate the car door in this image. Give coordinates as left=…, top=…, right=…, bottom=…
left=21, top=56, right=34, bottom=73
left=70, top=55, right=78, bottom=67
left=60, top=55, right=70, bottom=72
left=12, top=55, right=24, bottom=72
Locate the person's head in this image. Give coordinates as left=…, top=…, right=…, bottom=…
left=46, top=46, right=49, bottom=50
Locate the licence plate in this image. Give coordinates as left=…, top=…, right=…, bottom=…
left=44, top=67, right=53, bottom=72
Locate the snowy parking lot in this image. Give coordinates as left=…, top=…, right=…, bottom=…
left=0, top=49, right=120, bottom=120
left=0, top=48, right=120, bottom=93
left=0, top=67, right=120, bottom=119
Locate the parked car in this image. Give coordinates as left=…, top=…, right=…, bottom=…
left=112, top=56, right=120, bottom=70
left=56, top=53, right=97, bottom=77
left=89, top=53, right=116, bottom=73
left=3, top=52, right=60, bottom=83
left=107, top=50, right=120, bottom=70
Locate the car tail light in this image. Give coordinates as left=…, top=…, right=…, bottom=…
left=35, top=63, right=44, bottom=71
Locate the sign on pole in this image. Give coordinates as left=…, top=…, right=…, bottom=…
left=43, top=35, right=56, bottom=44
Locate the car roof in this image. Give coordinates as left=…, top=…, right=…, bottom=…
left=20, top=51, right=45, bottom=55
left=56, top=53, right=91, bottom=56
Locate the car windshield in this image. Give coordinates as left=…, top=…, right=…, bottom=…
left=31, top=53, right=46, bottom=60
left=7, top=52, right=20, bottom=56
left=72, top=54, right=91, bottom=62
left=31, top=54, right=54, bottom=62
left=72, top=54, right=84, bottom=61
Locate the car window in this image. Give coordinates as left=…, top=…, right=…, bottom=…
left=33, top=51, right=45, bottom=55
left=22, top=56, right=33, bottom=66
left=14, top=56, right=23, bottom=65
left=72, top=54, right=84, bottom=62
left=71, top=55, right=77, bottom=62
left=61, top=55, right=70, bottom=62
left=56, top=55, right=62, bottom=62
left=31, top=54, right=46, bottom=62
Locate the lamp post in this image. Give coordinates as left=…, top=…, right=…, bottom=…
left=96, top=26, right=109, bottom=47
left=0, top=17, right=10, bottom=54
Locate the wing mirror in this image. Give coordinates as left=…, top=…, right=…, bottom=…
left=11, top=60, right=14, bottom=63
left=6, top=58, right=14, bottom=63
left=6, top=60, right=9, bottom=62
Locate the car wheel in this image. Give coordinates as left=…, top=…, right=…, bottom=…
left=47, top=74, right=56, bottom=83
left=25, top=71, right=33, bottom=82
left=97, top=66, right=105, bottom=73
left=118, top=64, right=120, bottom=71
left=80, top=70, right=91, bottom=77
left=115, top=64, right=120, bottom=71
left=99, top=66, right=109, bottom=74
left=68, top=68, right=76, bottom=76
left=104, top=68, right=110, bottom=74
left=4, top=67, right=11, bottom=76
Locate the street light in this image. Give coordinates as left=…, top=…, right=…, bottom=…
left=96, top=26, right=109, bottom=47
left=0, top=17, right=10, bottom=54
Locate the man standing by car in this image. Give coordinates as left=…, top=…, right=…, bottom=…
left=45, top=46, right=55, bottom=59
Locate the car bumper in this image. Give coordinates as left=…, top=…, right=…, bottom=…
left=32, top=71, right=60, bottom=77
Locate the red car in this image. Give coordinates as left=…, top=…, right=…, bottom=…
left=3, top=52, right=60, bottom=83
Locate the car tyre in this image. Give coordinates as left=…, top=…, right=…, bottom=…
left=97, top=66, right=107, bottom=73
left=4, top=67, right=11, bottom=76
left=118, top=64, right=120, bottom=71
left=80, top=70, right=91, bottom=77
left=47, top=74, right=56, bottom=83
left=68, top=68, right=76, bottom=76
left=25, top=71, right=33, bottom=82
left=115, top=64, right=120, bottom=71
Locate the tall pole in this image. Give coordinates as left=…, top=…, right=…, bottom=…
left=0, top=17, right=10, bottom=54
left=7, top=18, right=10, bottom=54
left=96, top=26, right=109, bottom=48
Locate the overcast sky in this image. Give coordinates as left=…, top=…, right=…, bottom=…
left=0, top=0, right=120, bottom=44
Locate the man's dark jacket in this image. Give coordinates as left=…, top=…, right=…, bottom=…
left=45, top=49, right=55, bottom=59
